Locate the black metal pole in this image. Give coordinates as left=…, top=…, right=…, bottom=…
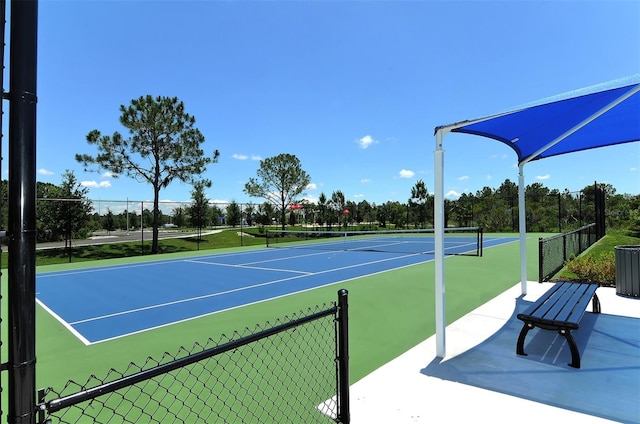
left=557, top=193, right=562, bottom=233
left=538, top=238, right=543, bottom=283
left=336, top=289, right=350, bottom=424
left=8, top=1, right=38, bottom=423
left=140, top=201, right=144, bottom=254
left=579, top=192, right=583, bottom=227
left=0, top=0, right=6, bottom=420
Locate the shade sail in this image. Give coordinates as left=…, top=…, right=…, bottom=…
left=440, top=75, right=640, bottom=164
left=431, top=75, right=640, bottom=359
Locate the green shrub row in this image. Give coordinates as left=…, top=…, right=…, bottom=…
left=564, top=254, right=616, bottom=286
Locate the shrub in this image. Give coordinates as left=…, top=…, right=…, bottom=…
left=564, top=253, right=616, bottom=286
left=627, top=208, right=640, bottom=238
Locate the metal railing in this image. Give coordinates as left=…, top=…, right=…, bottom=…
left=538, top=223, right=600, bottom=283
left=37, top=290, right=349, bottom=424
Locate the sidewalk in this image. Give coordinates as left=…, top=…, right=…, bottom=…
left=347, top=282, right=640, bottom=424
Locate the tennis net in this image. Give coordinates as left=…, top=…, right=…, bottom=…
left=265, top=227, right=483, bottom=256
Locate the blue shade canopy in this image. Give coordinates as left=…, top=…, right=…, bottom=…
left=438, top=75, right=640, bottom=164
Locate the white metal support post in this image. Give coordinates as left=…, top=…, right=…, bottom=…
left=434, top=128, right=447, bottom=358
left=518, top=165, right=527, bottom=295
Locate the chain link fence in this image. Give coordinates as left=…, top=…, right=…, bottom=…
left=538, top=223, right=600, bottom=283
left=36, top=290, right=350, bottom=424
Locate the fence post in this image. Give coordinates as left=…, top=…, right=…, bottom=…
left=8, top=1, right=38, bottom=422
left=538, top=238, right=543, bottom=283
left=336, top=289, right=350, bottom=424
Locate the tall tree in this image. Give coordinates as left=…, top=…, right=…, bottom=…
left=190, top=180, right=211, bottom=232
left=76, top=95, right=219, bottom=254
left=172, top=206, right=187, bottom=228
left=317, top=192, right=328, bottom=227
left=409, top=179, right=429, bottom=228
left=210, top=205, right=224, bottom=226
left=103, top=209, right=116, bottom=234
left=255, top=202, right=275, bottom=227
left=244, top=202, right=255, bottom=226
left=244, top=153, right=311, bottom=230
left=331, top=190, right=346, bottom=229
left=497, top=179, right=518, bottom=231
left=36, top=171, right=92, bottom=248
left=226, top=201, right=242, bottom=227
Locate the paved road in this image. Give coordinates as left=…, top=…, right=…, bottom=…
left=36, top=229, right=224, bottom=250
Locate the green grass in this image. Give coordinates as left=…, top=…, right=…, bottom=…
left=556, top=229, right=640, bottom=281
left=2, top=231, right=543, bottom=422
left=25, top=228, right=267, bottom=267
left=582, top=229, right=640, bottom=258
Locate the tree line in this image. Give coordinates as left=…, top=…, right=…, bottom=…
left=1, top=172, right=637, bottom=245
left=1, top=95, right=637, bottom=249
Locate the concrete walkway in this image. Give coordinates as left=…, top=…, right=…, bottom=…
left=348, top=282, right=640, bottom=424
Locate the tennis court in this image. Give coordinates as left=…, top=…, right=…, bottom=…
left=36, top=230, right=517, bottom=345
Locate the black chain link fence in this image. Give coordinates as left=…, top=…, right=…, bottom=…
left=538, top=223, right=600, bottom=283
left=36, top=290, right=349, bottom=424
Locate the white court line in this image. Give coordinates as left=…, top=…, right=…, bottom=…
left=69, top=251, right=424, bottom=326
left=184, top=259, right=313, bottom=274
left=87, top=252, right=439, bottom=345
left=37, top=237, right=524, bottom=345
left=241, top=249, right=342, bottom=265
left=36, top=258, right=191, bottom=278
left=35, top=248, right=300, bottom=278
left=36, top=298, right=92, bottom=346
left=183, top=248, right=332, bottom=272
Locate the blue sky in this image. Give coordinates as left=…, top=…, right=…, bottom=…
left=7, top=0, right=640, bottom=210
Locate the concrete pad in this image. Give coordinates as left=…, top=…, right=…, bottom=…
left=347, top=282, right=640, bottom=424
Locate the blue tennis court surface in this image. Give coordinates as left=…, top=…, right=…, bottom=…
left=36, top=236, right=517, bottom=344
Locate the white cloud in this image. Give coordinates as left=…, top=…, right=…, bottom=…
left=536, top=174, right=551, bottom=180
left=102, top=171, right=116, bottom=178
left=80, top=180, right=111, bottom=188
left=251, top=155, right=262, bottom=161
left=361, top=178, right=371, bottom=184
left=232, top=154, right=248, bottom=160
left=356, top=135, right=378, bottom=149
left=354, top=194, right=364, bottom=198
left=446, top=189, right=461, bottom=199
left=306, top=183, right=317, bottom=190
left=302, top=194, right=319, bottom=204
left=486, top=174, right=493, bottom=181
left=458, top=175, right=469, bottom=181
left=38, top=168, right=54, bottom=176
left=399, top=169, right=415, bottom=178
left=630, top=167, right=637, bottom=172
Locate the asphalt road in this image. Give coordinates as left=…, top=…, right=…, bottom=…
left=35, top=229, right=224, bottom=250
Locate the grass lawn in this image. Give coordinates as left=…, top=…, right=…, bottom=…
left=555, top=229, right=640, bottom=282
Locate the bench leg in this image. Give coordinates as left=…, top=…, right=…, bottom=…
left=592, top=293, right=601, bottom=314
left=560, top=328, right=581, bottom=368
left=516, top=322, right=533, bottom=356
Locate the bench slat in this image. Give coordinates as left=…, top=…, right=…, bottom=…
left=545, top=283, right=595, bottom=324
left=534, top=284, right=581, bottom=321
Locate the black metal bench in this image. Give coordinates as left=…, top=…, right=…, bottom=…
left=516, top=281, right=601, bottom=368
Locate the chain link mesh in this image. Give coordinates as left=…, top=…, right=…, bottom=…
left=39, top=303, right=343, bottom=424
left=539, top=223, right=600, bottom=282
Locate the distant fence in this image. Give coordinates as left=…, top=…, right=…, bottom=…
left=538, top=223, right=600, bottom=283
left=37, top=290, right=350, bottom=424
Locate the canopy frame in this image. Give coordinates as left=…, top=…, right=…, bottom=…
left=433, top=77, right=640, bottom=358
